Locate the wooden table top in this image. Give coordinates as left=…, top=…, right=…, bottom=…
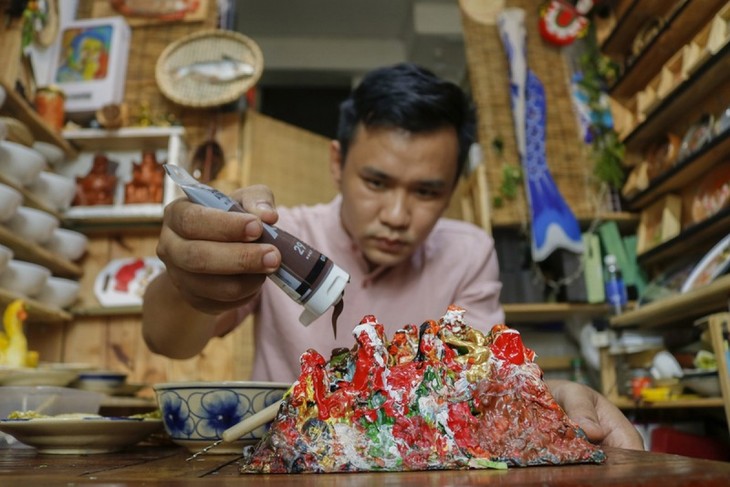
left=1, top=445, right=729, bottom=486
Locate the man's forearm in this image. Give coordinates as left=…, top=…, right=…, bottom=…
left=142, top=272, right=220, bottom=359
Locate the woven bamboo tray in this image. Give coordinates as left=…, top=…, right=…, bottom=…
left=155, top=29, right=263, bottom=108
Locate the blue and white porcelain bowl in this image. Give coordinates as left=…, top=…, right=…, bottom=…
left=153, top=381, right=289, bottom=454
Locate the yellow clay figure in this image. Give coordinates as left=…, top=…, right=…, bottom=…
left=2, top=300, right=29, bottom=367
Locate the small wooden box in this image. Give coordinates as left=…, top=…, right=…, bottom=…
left=637, top=194, right=682, bottom=255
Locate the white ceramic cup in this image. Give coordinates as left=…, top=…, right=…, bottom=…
left=0, top=259, right=51, bottom=297
left=0, top=140, right=45, bottom=187
left=34, top=276, right=81, bottom=309
left=27, top=171, right=77, bottom=211
left=31, top=142, right=65, bottom=167
left=0, top=244, right=12, bottom=274
left=0, top=183, right=23, bottom=222
left=43, top=227, right=88, bottom=261
left=650, top=350, right=684, bottom=380
left=4, top=206, right=60, bottom=244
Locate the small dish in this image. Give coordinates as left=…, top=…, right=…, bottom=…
left=0, top=183, right=22, bottom=222
left=31, top=141, right=65, bottom=166
left=0, top=243, right=12, bottom=274
left=678, top=115, right=714, bottom=162
left=0, top=417, right=162, bottom=454
left=42, top=227, right=88, bottom=262
left=4, top=206, right=59, bottom=245
left=27, top=171, right=77, bottom=211
left=34, top=276, right=81, bottom=309
left=73, top=370, right=128, bottom=393
left=0, top=140, right=45, bottom=187
left=0, top=260, right=51, bottom=297
left=0, top=367, right=78, bottom=387
left=649, top=350, right=683, bottom=380
left=681, top=369, right=721, bottom=397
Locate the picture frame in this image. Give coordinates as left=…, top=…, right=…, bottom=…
left=681, top=233, right=730, bottom=292
left=49, top=16, right=131, bottom=114
left=92, top=0, right=209, bottom=26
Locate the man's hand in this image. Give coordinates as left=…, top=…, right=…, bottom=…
left=547, top=379, right=645, bottom=450
left=155, top=185, right=281, bottom=315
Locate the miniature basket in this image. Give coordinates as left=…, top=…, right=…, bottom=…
left=155, top=29, right=263, bottom=108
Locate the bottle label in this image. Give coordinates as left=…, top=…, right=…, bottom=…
left=260, top=224, right=333, bottom=304
left=605, top=277, right=627, bottom=308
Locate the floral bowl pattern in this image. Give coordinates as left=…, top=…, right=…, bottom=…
left=153, top=381, right=289, bottom=454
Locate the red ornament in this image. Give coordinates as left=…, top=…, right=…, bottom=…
left=538, top=0, right=591, bottom=46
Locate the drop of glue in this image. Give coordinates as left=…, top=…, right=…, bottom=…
left=331, top=294, right=345, bottom=339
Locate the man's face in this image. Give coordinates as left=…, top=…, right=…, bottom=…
left=330, top=125, right=459, bottom=269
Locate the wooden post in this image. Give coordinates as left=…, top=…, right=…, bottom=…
left=705, top=312, right=730, bottom=428
left=0, top=12, right=22, bottom=89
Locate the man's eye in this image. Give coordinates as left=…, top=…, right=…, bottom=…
left=364, top=178, right=386, bottom=190
left=415, top=187, right=442, bottom=199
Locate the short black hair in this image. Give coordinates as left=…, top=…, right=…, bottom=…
left=337, top=63, right=476, bottom=181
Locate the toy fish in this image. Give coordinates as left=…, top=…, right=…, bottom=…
left=170, top=57, right=255, bottom=84
left=498, top=9, right=583, bottom=262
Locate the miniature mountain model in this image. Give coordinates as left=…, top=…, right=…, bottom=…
left=241, top=306, right=605, bottom=473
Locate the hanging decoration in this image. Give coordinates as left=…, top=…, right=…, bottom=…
left=21, top=0, right=59, bottom=48
left=498, top=8, right=583, bottom=262
left=538, top=0, right=593, bottom=46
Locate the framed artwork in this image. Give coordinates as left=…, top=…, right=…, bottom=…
left=50, top=17, right=131, bottom=113
left=92, top=0, right=209, bottom=26
left=681, top=233, right=730, bottom=292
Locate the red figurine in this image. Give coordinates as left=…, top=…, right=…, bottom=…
left=125, top=151, right=165, bottom=204
left=73, top=153, right=118, bottom=206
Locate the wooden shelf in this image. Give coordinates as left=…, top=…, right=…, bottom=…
left=600, top=0, right=677, bottom=58
left=71, top=305, right=142, bottom=317
left=63, top=126, right=185, bottom=152
left=0, top=223, right=83, bottom=279
left=613, top=395, right=726, bottom=410
left=0, top=80, right=77, bottom=158
left=637, top=205, right=730, bottom=268
left=622, top=41, right=730, bottom=151
left=610, top=274, right=730, bottom=329
left=504, top=302, right=613, bottom=323
left=493, top=212, right=639, bottom=234
left=625, top=128, right=730, bottom=210
left=0, top=288, right=72, bottom=323
left=608, top=0, right=724, bottom=100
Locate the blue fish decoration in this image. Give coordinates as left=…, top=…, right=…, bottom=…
left=498, top=8, right=583, bottom=262
left=524, top=70, right=583, bottom=261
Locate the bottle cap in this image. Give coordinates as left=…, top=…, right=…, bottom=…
left=299, top=263, right=350, bottom=326
left=604, top=254, right=616, bottom=266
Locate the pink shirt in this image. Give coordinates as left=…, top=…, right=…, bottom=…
left=240, top=196, right=503, bottom=382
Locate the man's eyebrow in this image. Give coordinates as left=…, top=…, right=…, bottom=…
left=360, top=166, right=448, bottom=190
left=360, top=166, right=390, bottom=179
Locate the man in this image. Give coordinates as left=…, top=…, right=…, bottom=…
left=143, top=63, right=643, bottom=450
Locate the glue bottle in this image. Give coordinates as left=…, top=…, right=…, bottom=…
left=604, top=254, right=627, bottom=315
left=163, top=165, right=350, bottom=326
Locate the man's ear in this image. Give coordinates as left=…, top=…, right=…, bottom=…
left=329, top=140, right=343, bottom=187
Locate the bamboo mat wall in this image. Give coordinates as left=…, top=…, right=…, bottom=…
left=78, top=0, right=220, bottom=146
left=459, top=0, right=601, bottom=228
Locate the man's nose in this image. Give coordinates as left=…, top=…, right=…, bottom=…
left=380, top=190, right=410, bottom=228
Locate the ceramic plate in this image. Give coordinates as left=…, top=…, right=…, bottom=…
left=0, top=417, right=162, bottom=454
left=0, top=367, right=78, bottom=387
left=93, top=257, right=165, bottom=307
